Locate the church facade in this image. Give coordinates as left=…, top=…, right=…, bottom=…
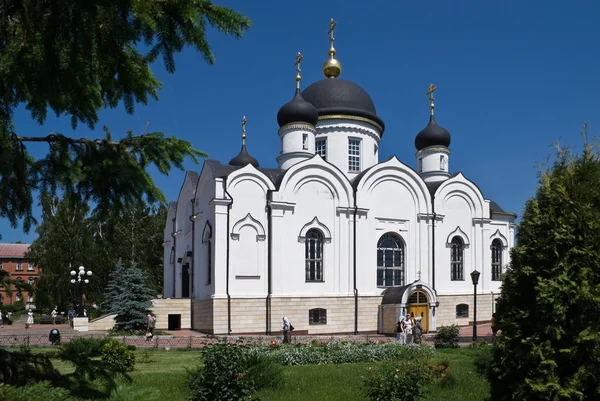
left=163, top=22, right=516, bottom=335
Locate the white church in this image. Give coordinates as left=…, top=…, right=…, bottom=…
left=163, top=21, right=516, bottom=335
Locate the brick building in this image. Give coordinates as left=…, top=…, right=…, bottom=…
left=0, top=243, right=40, bottom=308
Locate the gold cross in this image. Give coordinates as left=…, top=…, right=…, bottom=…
left=294, top=52, right=303, bottom=69
left=328, top=18, right=337, bottom=44
left=241, top=116, right=247, bottom=142
left=426, top=83, right=437, bottom=101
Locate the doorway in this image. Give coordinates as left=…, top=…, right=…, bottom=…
left=181, top=263, right=190, bottom=298
left=407, top=290, right=429, bottom=332
left=168, top=314, right=181, bottom=331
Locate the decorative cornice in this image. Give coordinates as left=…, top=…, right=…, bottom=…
left=336, top=206, right=369, bottom=217
left=298, top=216, right=332, bottom=243
left=210, top=198, right=232, bottom=207
left=446, top=226, right=470, bottom=247
left=417, top=213, right=444, bottom=221
left=269, top=201, right=296, bottom=211
left=415, top=146, right=451, bottom=157
left=318, top=114, right=384, bottom=133
left=278, top=122, right=317, bottom=134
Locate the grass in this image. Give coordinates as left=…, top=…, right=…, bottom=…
left=29, top=346, right=489, bottom=400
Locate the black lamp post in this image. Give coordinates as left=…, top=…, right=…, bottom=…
left=70, top=265, right=92, bottom=317
left=470, top=270, right=480, bottom=342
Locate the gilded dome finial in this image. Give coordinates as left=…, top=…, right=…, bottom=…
left=241, top=116, right=247, bottom=146
left=426, top=83, right=438, bottom=116
left=322, top=18, right=342, bottom=78
left=294, top=52, right=303, bottom=89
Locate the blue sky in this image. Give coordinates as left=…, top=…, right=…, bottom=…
left=3, top=0, right=600, bottom=242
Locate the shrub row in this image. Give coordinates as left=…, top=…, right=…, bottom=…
left=247, top=340, right=435, bottom=366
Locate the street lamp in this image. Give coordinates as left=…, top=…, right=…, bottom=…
left=70, top=265, right=92, bottom=317
left=470, top=270, right=480, bottom=342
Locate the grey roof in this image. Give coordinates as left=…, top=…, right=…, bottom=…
left=414, top=115, right=451, bottom=151
left=205, top=159, right=285, bottom=185
left=187, top=171, right=199, bottom=187
left=277, top=88, right=319, bottom=127
left=381, top=284, right=411, bottom=305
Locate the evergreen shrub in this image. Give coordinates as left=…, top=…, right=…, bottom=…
left=434, top=325, right=460, bottom=348
left=100, top=339, right=136, bottom=372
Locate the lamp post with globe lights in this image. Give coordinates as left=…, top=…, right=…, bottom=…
left=70, top=265, right=92, bottom=317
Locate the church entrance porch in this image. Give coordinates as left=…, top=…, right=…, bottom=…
left=378, top=280, right=437, bottom=335
left=407, top=290, right=429, bottom=332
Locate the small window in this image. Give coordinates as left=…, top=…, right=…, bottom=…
left=456, top=304, right=469, bottom=318
left=15, top=293, right=22, bottom=302
left=316, top=138, right=327, bottom=160
left=16, top=262, right=23, bottom=271
left=348, top=138, right=361, bottom=172
left=491, top=239, right=503, bottom=281
left=450, top=237, right=464, bottom=281
left=305, top=229, right=324, bottom=282
left=309, top=308, right=327, bottom=325
left=28, top=277, right=34, bottom=285
left=418, top=158, right=423, bottom=173
left=302, top=134, right=308, bottom=150
left=374, top=144, right=378, bottom=155
left=27, top=293, right=34, bottom=303
left=0, top=261, right=3, bottom=270
left=16, top=277, right=23, bottom=283
left=27, top=262, right=34, bottom=271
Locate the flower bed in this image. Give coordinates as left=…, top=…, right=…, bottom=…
left=247, top=339, right=435, bottom=366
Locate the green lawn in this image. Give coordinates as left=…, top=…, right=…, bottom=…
left=32, top=346, right=488, bottom=400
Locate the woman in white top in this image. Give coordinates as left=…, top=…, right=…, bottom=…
left=26, top=309, right=34, bottom=325
left=404, top=315, right=413, bottom=344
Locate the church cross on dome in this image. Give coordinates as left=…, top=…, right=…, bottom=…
left=294, top=52, right=303, bottom=89
left=426, top=83, right=438, bottom=116
left=241, top=116, right=247, bottom=146
left=322, top=18, right=341, bottom=78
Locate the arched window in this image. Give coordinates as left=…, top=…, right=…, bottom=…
left=450, top=237, right=464, bottom=281
left=491, top=239, right=503, bottom=281
left=203, top=222, right=213, bottom=285
left=28, top=277, right=34, bottom=285
left=377, top=234, right=405, bottom=287
left=305, top=229, right=324, bottom=282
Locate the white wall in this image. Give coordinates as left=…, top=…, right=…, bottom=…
left=315, top=118, right=381, bottom=180
left=271, top=156, right=354, bottom=296
left=354, top=157, right=432, bottom=295
left=193, top=169, right=217, bottom=301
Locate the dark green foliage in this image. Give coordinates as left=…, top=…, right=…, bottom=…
left=0, top=1, right=251, bottom=237
left=100, top=339, right=136, bottom=372
left=489, top=138, right=600, bottom=400
left=110, top=265, right=155, bottom=332
left=57, top=337, right=132, bottom=398
left=434, top=325, right=460, bottom=349
left=0, top=382, right=73, bottom=401
left=473, top=347, right=493, bottom=378
left=0, top=348, right=61, bottom=387
left=27, top=199, right=167, bottom=310
left=188, top=341, right=284, bottom=401
left=362, top=358, right=435, bottom=401
left=188, top=341, right=256, bottom=401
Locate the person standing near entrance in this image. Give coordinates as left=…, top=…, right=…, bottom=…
left=51, top=307, right=58, bottom=324
left=404, top=314, right=413, bottom=344
left=396, top=315, right=406, bottom=345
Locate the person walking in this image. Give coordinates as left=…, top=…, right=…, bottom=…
left=414, top=317, right=423, bottom=344
left=51, top=307, right=58, bottom=325
left=282, top=317, right=292, bottom=344
left=396, top=315, right=406, bottom=345
left=491, top=313, right=498, bottom=340
left=146, top=314, right=155, bottom=341
left=26, top=309, right=34, bottom=325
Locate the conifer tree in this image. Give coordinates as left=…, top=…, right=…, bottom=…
left=103, top=261, right=125, bottom=314
left=111, top=266, right=155, bottom=332
left=0, top=1, right=251, bottom=236
left=489, top=135, right=600, bottom=400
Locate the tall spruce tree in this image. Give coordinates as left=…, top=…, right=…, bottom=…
left=0, top=1, right=251, bottom=237
left=103, top=261, right=125, bottom=314
left=489, top=137, right=600, bottom=400
left=111, top=266, right=155, bottom=332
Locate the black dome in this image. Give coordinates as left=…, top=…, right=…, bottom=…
left=229, top=145, right=259, bottom=168
left=277, top=88, right=319, bottom=127
left=302, top=78, right=385, bottom=133
left=414, top=115, right=451, bottom=151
